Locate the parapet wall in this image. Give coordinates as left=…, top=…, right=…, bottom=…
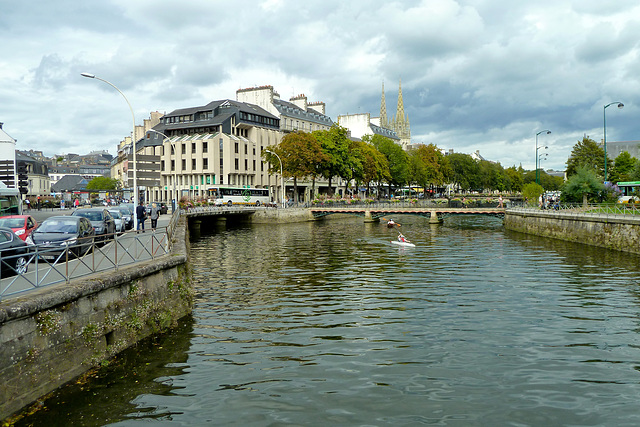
left=0, top=216, right=193, bottom=420
left=504, top=210, right=640, bottom=254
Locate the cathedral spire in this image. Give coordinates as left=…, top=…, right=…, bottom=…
left=396, top=79, right=405, bottom=123
left=380, top=81, right=388, bottom=128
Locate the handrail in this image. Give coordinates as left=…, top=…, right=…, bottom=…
left=0, top=210, right=181, bottom=301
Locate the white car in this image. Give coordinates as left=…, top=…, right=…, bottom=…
left=108, top=209, right=126, bottom=233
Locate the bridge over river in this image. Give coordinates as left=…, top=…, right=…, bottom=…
left=310, top=206, right=506, bottom=223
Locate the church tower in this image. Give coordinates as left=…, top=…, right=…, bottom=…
left=383, top=80, right=411, bottom=148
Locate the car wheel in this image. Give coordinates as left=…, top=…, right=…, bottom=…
left=227, top=200, right=233, bottom=206
left=13, top=255, right=28, bottom=275
left=255, top=201, right=261, bottom=207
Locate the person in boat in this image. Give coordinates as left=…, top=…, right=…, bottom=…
left=398, top=233, right=410, bottom=243
left=387, top=219, right=396, bottom=227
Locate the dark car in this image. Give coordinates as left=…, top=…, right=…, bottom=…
left=71, top=208, right=116, bottom=241
left=26, top=216, right=95, bottom=258
left=0, top=227, right=31, bottom=277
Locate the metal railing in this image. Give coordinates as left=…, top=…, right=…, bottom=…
left=508, top=203, right=640, bottom=220
left=0, top=209, right=182, bottom=301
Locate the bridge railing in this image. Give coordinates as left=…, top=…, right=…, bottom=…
left=508, top=203, right=640, bottom=220
left=305, top=199, right=507, bottom=209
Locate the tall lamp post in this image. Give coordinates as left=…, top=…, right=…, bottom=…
left=535, top=130, right=551, bottom=185
left=265, top=149, right=284, bottom=208
left=81, top=72, right=138, bottom=225
left=147, top=129, right=178, bottom=212
left=604, top=101, right=624, bottom=183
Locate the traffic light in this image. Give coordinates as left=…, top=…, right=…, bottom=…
left=17, top=164, right=28, bottom=195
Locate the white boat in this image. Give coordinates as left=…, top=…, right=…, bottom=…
left=391, top=240, right=415, bottom=247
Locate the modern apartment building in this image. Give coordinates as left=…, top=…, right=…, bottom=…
left=145, top=99, right=282, bottom=204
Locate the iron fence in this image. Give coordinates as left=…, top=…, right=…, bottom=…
left=0, top=210, right=182, bottom=301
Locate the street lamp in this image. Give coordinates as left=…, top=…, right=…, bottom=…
left=535, top=130, right=551, bottom=185
left=604, top=101, right=624, bottom=183
left=147, top=129, right=177, bottom=212
left=81, top=72, right=138, bottom=226
left=265, top=149, right=284, bottom=208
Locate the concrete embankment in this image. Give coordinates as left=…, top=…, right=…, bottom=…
left=504, top=209, right=640, bottom=254
left=0, top=216, right=193, bottom=421
left=249, top=207, right=317, bottom=223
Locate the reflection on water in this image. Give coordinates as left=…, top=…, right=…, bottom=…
left=15, top=215, right=640, bottom=426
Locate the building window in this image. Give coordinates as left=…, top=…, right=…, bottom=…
left=203, top=141, right=208, bottom=153
left=234, top=143, right=239, bottom=154
left=171, top=160, right=175, bottom=172
left=244, top=159, right=248, bottom=170
left=203, top=158, right=208, bottom=169
left=182, top=144, right=186, bottom=154
left=192, top=159, right=196, bottom=169
left=192, top=142, right=196, bottom=152
left=182, top=159, right=186, bottom=169
left=235, top=159, right=239, bottom=170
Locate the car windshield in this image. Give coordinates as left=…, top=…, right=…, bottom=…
left=75, top=211, right=102, bottom=221
left=109, top=211, right=122, bottom=219
left=0, top=218, right=24, bottom=228
left=38, top=220, right=78, bottom=233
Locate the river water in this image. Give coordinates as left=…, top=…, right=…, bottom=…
left=15, top=215, right=640, bottom=426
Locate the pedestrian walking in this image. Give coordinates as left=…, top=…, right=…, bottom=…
left=150, top=202, right=160, bottom=231
left=498, top=195, right=504, bottom=208
left=136, top=201, right=147, bottom=233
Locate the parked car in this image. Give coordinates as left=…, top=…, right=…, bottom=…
left=107, top=209, right=126, bottom=234
left=26, top=216, right=95, bottom=259
left=0, top=227, right=31, bottom=277
left=71, top=208, right=116, bottom=241
left=115, top=206, right=133, bottom=230
left=0, top=215, right=38, bottom=241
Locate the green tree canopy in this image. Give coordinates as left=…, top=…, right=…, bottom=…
left=368, top=135, right=409, bottom=187
left=407, top=143, right=449, bottom=191
left=566, top=136, right=609, bottom=178
left=267, top=131, right=328, bottom=201
left=505, top=166, right=524, bottom=192
left=561, top=166, right=604, bottom=205
left=610, top=151, right=638, bottom=183
left=447, top=153, right=480, bottom=191
left=522, top=182, right=544, bottom=206
left=312, top=125, right=352, bottom=195
left=86, top=176, right=119, bottom=190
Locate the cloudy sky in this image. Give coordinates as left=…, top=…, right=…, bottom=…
left=2, top=0, right=639, bottom=171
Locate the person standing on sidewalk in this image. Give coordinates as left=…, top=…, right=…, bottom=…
left=150, top=202, right=160, bottom=231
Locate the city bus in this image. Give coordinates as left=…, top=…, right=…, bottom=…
left=617, top=181, right=640, bottom=203
left=207, top=186, right=270, bottom=206
left=0, top=183, right=22, bottom=216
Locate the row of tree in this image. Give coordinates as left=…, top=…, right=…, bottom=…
left=262, top=125, right=565, bottom=200
left=559, top=136, right=640, bottom=204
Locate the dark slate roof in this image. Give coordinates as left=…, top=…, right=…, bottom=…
left=51, top=175, right=89, bottom=192
left=369, top=123, right=400, bottom=140
left=161, top=99, right=279, bottom=133
left=273, top=98, right=333, bottom=126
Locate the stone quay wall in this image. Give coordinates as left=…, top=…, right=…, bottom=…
left=504, top=209, right=640, bottom=254
left=0, top=216, right=193, bottom=420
